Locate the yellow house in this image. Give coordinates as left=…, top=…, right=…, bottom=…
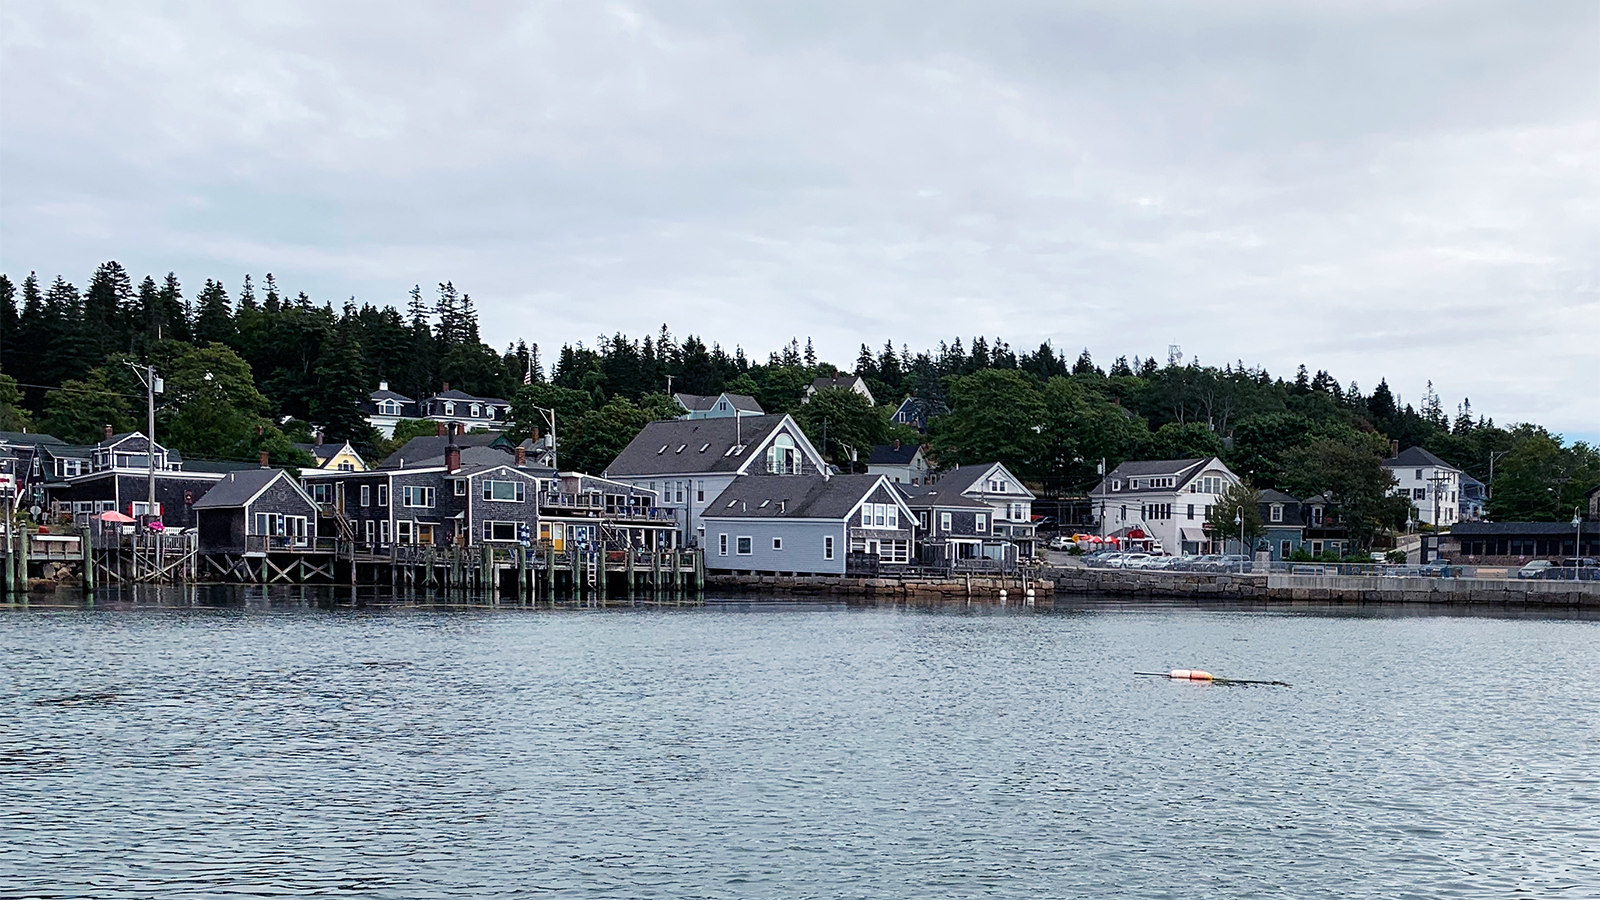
left=293, top=439, right=368, bottom=473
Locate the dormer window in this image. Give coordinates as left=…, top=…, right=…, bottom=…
left=1111, top=480, right=1122, bottom=492
left=471, top=404, right=481, bottom=417
left=1270, top=504, right=1283, bottom=523
left=444, top=402, right=455, bottom=416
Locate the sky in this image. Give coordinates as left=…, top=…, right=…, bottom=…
left=2, top=1, right=1596, bottom=442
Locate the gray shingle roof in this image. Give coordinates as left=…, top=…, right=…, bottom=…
left=380, top=433, right=506, bottom=468
left=895, top=483, right=990, bottom=510
left=192, top=468, right=290, bottom=509
left=432, top=389, right=509, bottom=405
left=603, top=414, right=790, bottom=477
left=675, top=392, right=764, bottom=413
left=703, top=474, right=887, bottom=520
left=292, top=441, right=348, bottom=462
left=1089, top=458, right=1213, bottom=496
left=867, top=443, right=920, bottom=465
left=0, top=431, right=64, bottom=446
left=1382, top=446, right=1457, bottom=470
left=370, top=389, right=413, bottom=402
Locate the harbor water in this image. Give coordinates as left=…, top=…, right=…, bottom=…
left=2, top=590, right=1597, bottom=898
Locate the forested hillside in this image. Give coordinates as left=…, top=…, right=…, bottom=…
left=1, top=262, right=1593, bottom=526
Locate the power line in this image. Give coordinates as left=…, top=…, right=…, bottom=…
left=6, top=380, right=146, bottom=400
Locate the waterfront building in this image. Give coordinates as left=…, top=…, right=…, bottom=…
left=701, top=474, right=916, bottom=575
left=39, top=429, right=250, bottom=528
left=535, top=471, right=676, bottom=551
left=865, top=441, right=931, bottom=485
left=603, top=413, right=827, bottom=548
left=897, top=482, right=1015, bottom=569
left=1299, top=492, right=1350, bottom=557
left=1382, top=445, right=1462, bottom=527
left=1442, top=521, right=1598, bottom=563
left=932, top=463, right=1038, bottom=558
left=1458, top=473, right=1487, bottom=522
left=1257, top=488, right=1307, bottom=561
left=803, top=374, right=875, bottom=405
left=193, top=467, right=322, bottom=553
left=1088, top=457, right=1241, bottom=556
left=673, top=392, right=764, bottom=419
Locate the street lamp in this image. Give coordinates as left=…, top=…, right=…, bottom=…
left=1574, top=509, right=1583, bottom=580
left=1234, top=510, right=1243, bottom=556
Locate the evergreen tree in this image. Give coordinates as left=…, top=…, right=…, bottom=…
left=83, top=260, right=134, bottom=360
left=263, top=273, right=282, bottom=313
left=156, top=273, right=189, bottom=342
left=311, top=319, right=377, bottom=452
left=193, top=279, right=236, bottom=346
left=0, top=274, right=14, bottom=378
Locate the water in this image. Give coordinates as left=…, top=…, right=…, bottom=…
left=2, top=591, right=1597, bottom=898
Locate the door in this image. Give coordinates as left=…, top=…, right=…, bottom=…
left=416, top=524, right=435, bottom=546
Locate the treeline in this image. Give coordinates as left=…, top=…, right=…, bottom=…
left=1, top=262, right=1594, bottom=536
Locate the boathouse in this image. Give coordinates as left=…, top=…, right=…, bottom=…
left=193, top=467, right=321, bottom=552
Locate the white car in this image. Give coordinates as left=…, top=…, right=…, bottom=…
left=1110, top=553, right=1153, bottom=568
left=1047, top=535, right=1075, bottom=551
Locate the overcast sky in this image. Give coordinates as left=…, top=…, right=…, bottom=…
left=2, top=1, right=1595, bottom=441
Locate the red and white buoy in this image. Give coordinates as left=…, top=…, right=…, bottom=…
left=1167, top=668, right=1214, bottom=681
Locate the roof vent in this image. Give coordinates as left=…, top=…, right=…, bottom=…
left=658, top=445, right=668, bottom=454
left=676, top=445, right=687, bottom=453
left=699, top=444, right=710, bottom=453
left=759, top=499, right=769, bottom=508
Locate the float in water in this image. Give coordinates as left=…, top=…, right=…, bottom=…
left=1135, top=669, right=1291, bottom=687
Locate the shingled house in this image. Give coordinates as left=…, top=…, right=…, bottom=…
left=701, top=474, right=917, bottom=575
left=193, top=467, right=321, bottom=553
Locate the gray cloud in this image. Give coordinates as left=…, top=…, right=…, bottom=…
left=2, top=0, right=1595, bottom=440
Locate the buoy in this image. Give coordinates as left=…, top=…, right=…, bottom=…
left=1134, top=670, right=1290, bottom=687
left=1168, top=668, right=1214, bottom=681
left=999, top=589, right=1007, bottom=601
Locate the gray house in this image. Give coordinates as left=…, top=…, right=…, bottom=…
left=1257, top=489, right=1306, bottom=561
left=701, top=474, right=917, bottom=575
left=866, top=441, right=932, bottom=485
left=603, top=413, right=828, bottom=547
left=933, top=462, right=1039, bottom=557
left=674, top=392, right=764, bottom=419
left=898, top=483, right=1014, bottom=567
left=193, top=468, right=321, bottom=553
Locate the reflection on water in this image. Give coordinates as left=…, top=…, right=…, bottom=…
left=2, top=587, right=1597, bottom=898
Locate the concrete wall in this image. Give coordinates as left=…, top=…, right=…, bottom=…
left=1047, top=568, right=1600, bottom=606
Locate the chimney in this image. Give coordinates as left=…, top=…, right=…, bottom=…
left=259, top=450, right=270, bottom=468
left=436, top=422, right=447, bottom=437
left=378, top=380, right=388, bottom=392
left=893, top=439, right=901, bottom=450
left=515, top=446, right=527, bottom=467
left=1390, top=440, right=1399, bottom=458
left=104, top=424, right=113, bottom=441
left=314, top=430, right=324, bottom=447
left=441, top=382, right=450, bottom=392
left=445, top=422, right=460, bottom=473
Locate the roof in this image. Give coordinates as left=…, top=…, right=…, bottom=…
left=380, top=433, right=506, bottom=468
left=1382, top=446, right=1458, bottom=470
left=810, top=375, right=863, bottom=392
left=1258, top=489, right=1301, bottom=504
left=0, top=431, right=64, bottom=446
left=675, top=392, right=764, bottom=413
left=702, top=474, right=893, bottom=520
left=1090, top=458, right=1221, bottom=497
left=182, top=458, right=270, bottom=474
left=603, top=414, right=793, bottom=477
left=291, top=441, right=349, bottom=462
left=938, top=463, right=1036, bottom=499
left=1451, top=521, right=1588, bottom=535
left=431, top=389, right=509, bottom=405
left=895, top=483, right=990, bottom=510
left=867, top=443, right=922, bottom=465
left=192, top=468, right=295, bottom=509
left=369, top=388, right=413, bottom=402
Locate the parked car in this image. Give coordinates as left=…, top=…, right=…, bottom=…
left=1516, top=560, right=1554, bottom=579
left=1111, top=552, right=1154, bottom=569
left=1418, top=561, right=1459, bottom=577
left=1186, top=554, right=1223, bottom=572
left=1047, top=535, right=1075, bottom=551
left=1552, top=558, right=1600, bottom=581
left=1216, top=554, right=1254, bottom=573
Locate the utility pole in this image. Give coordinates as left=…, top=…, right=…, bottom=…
left=533, top=406, right=557, bottom=471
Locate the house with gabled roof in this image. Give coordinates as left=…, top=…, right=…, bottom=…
left=364, top=381, right=512, bottom=438
left=602, top=413, right=827, bottom=547
left=292, top=435, right=368, bottom=472
left=41, top=428, right=236, bottom=527
left=866, top=441, right=932, bottom=485
left=1381, top=445, right=1462, bottom=527
left=804, top=374, right=875, bottom=406
left=363, top=381, right=420, bottom=438
left=1089, top=457, right=1241, bottom=556
left=702, top=473, right=916, bottom=575
left=1257, top=488, right=1306, bottom=561
left=897, top=482, right=1015, bottom=569
left=674, top=392, right=764, bottom=419
left=193, top=467, right=321, bottom=553
left=888, top=397, right=946, bottom=433
left=933, top=462, right=1039, bottom=557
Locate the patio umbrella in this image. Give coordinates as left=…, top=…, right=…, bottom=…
left=97, top=511, right=135, bottom=524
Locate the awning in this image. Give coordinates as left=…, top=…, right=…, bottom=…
left=1180, top=527, right=1207, bottom=543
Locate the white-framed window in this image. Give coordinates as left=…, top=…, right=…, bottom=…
left=1187, top=504, right=1195, bottom=520
left=307, top=483, right=334, bottom=504
left=1270, top=504, right=1283, bottom=523
left=360, top=485, right=371, bottom=506
left=57, top=459, right=85, bottom=478
left=676, top=481, right=686, bottom=504
left=471, top=404, right=481, bottom=417
left=697, top=481, right=704, bottom=502
left=1009, top=503, right=1023, bottom=521
left=380, top=520, right=391, bottom=543
left=823, top=535, right=834, bottom=560
left=364, top=520, right=375, bottom=543
left=129, top=501, right=162, bottom=517
left=454, top=479, right=467, bottom=496
left=940, top=512, right=952, bottom=532
left=736, top=536, right=752, bottom=555
left=976, top=513, right=987, bottom=533
left=482, top=521, right=517, bottom=541
left=772, top=537, right=783, bottom=551
left=482, top=480, right=525, bottom=502
left=1111, top=480, right=1121, bottom=492
left=396, top=520, right=413, bottom=543
left=402, top=486, right=435, bottom=507
left=719, top=533, right=729, bottom=556
left=444, top=402, right=455, bottom=415
left=377, top=484, right=388, bottom=507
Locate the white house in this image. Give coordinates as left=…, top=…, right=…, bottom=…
left=1381, top=446, right=1461, bottom=527
left=804, top=374, right=875, bottom=406
left=865, top=441, right=932, bottom=485
left=1088, top=457, right=1242, bottom=555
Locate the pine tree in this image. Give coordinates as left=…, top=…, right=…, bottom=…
left=263, top=273, right=282, bottom=313
left=0, top=274, right=14, bottom=378
left=157, top=273, right=189, bottom=342
left=83, top=260, right=134, bottom=359
left=194, top=279, right=236, bottom=346
left=803, top=337, right=816, bottom=368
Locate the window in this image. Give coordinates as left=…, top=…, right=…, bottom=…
left=130, top=501, right=161, bottom=517
left=1413, top=488, right=1427, bottom=500
left=772, top=537, right=783, bottom=551
left=736, top=536, right=752, bottom=555
left=470, top=404, right=481, bottom=418
left=1010, top=502, right=1023, bottom=521
left=308, top=483, right=334, bottom=504
left=696, top=481, right=704, bottom=502
left=1111, top=480, right=1121, bottom=492
left=676, top=482, right=685, bottom=504
left=976, top=513, right=987, bottom=533
left=338, top=462, right=354, bottom=472
left=377, top=485, right=388, bottom=507
left=767, top=433, right=799, bottom=475
left=1281, top=541, right=1291, bottom=558
left=380, top=520, right=391, bottom=543
left=402, top=486, right=435, bottom=507
left=874, top=504, right=886, bottom=527
left=482, top=521, right=517, bottom=541
left=940, top=512, right=952, bottom=532
left=1415, top=469, right=1423, bottom=480
left=823, top=535, right=834, bottom=560
left=719, top=533, right=729, bottom=556
left=397, top=520, right=413, bottom=543
left=482, top=480, right=525, bottom=502
left=887, top=506, right=897, bottom=529
left=454, top=479, right=467, bottom=496
left=1187, top=504, right=1195, bottom=520
left=444, top=402, right=455, bottom=415
left=1270, top=504, right=1283, bottom=523
left=57, top=459, right=85, bottom=478
left=360, top=485, right=371, bottom=507
left=364, top=520, right=375, bottom=543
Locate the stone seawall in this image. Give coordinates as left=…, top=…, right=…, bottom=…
left=1048, top=568, right=1600, bottom=606
left=705, top=573, right=1055, bottom=601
